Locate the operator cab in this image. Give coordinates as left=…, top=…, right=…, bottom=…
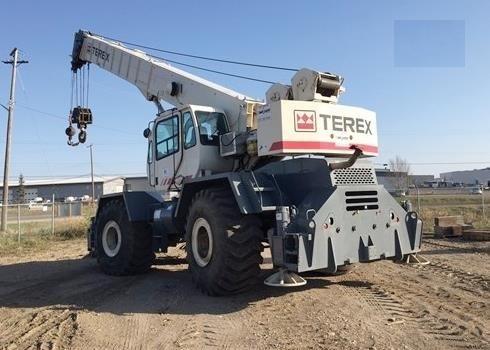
left=145, top=105, right=233, bottom=192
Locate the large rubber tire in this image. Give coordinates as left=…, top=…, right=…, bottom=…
left=95, top=199, right=155, bottom=275
left=185, top=187, right=263, bottom=296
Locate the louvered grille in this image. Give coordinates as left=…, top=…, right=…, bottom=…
left=332, top=167, right=377, bottom=185
left=345, top=190, right=379, bottom=211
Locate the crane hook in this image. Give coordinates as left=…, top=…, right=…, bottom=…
left=66, top=107, right=93, bottom=146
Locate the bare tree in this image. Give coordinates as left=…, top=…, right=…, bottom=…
left=16, top=173, right=26, bottom=204
left=388, top=156, right=410, bottom=194
left=389, top=156, right=410, bottom=173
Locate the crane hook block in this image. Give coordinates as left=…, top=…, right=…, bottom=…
left=71, top=107, right=93, bottom=126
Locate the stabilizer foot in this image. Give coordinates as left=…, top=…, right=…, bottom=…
left=399, top=253, right=430, bottom=265
left=264, top=268, right=307, bottom=287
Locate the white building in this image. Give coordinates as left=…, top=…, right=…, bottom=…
left=441, top=168, right=490, bottom=187
left=0, top=176, right=125, bottom=203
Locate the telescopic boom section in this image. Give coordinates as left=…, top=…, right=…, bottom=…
left=70, top=30, right=261, bottom=132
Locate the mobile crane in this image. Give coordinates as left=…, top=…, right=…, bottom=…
left=69, top=30, right=422, bottom=295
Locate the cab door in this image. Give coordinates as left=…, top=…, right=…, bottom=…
left=146, top=122, right=156, bottom=187
left=153, top=111, right=181, bottom=192
left=147, top=138, right=156, bottom=187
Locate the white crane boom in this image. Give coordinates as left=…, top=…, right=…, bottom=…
left=70, top=30, right=378, bottom=158
left=71, top=30, right=260, bottom=132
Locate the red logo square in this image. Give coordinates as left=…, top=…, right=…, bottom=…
left=294, top=110, right=316, bottom=132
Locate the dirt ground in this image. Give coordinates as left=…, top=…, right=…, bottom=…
left=0, top=237, right=488, bottom=350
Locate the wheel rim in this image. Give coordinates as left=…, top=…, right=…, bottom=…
left=191, top=217, right=213, bottom=267
left=102, top=220, right=122, bottom=257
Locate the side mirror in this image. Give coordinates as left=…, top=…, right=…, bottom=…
left=143, top=128, right=151, bottom=138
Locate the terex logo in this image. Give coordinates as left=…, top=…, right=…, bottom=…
left=87, top=45, right=110, bottom=61
left=319, top=114, right=372, bottom=135
left=294, top=110, right=316, bottom=132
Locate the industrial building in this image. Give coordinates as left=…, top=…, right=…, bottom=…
left=441, top=168, right=490, bottom=187
left=0, top=176, right=125, bottom=203
left=375, top=169, right=434, bottom=194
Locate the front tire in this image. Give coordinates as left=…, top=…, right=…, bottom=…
left=95, top=199, right=155, bottom=275
left=185, top=187, right=263, bottom=295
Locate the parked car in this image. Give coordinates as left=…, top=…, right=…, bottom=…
left=28, top=197, right=47, bottom=210
left=470, top=187, right=483, bottom=195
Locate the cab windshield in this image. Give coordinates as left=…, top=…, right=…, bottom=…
left=195, top=111, right=228, bottom=146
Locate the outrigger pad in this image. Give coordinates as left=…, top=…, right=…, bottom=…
left=264, top=268, right=307, bottom=287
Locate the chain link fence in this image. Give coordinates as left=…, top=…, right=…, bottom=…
left=402, top=188, right=489, bottom=232
left=2, top=201, right=85, bottom=242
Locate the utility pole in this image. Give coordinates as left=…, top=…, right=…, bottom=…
left=1, top=48, right=28, bottom=232
left=87, top=144, right=95, bottom=204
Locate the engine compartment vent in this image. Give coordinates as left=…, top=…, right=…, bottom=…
left=345, top=190, right=379, bottom=211
left=332, top=167, right=377, bottom=186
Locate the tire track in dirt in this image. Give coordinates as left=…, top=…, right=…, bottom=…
left=153, top=282, right=247, bottom=350
left=344, top=281, right=485, bottom=349
left=170, top=315, right=239, bottom=349
left=240, top=289, right=359, bottom=350
left=399, top=266, right=489, bottom=349
left=69, top=262, right=245, bottom=350
left=0, top=307, right=78, bottom=350
left=74, top=312, right=159, bottom=350
left=337, top=279, right=412, bottom=318
left=68, top=275, right=177, bottom=350
left=112, top=301, right=243, bottom=349
left=0, top=258, right=150, bottom=350
left=0, top=277, right=139, bottom=350
left=351, top=261, right=490, bottom=349
left=419, top=260, right=490, bottom=295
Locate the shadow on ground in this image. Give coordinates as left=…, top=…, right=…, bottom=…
left=0, top=255, right=334, bottom=316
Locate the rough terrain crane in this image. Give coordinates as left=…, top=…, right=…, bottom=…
left=68, top=30, right=422, bottom=295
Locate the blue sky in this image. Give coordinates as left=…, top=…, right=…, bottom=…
left=0, top=0, right=489, bottom=181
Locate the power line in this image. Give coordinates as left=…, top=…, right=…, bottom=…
left=149, top=54, right=277, bottom=84
left=17, top=104, right=138, bottom=135
left=99, top=34, right=298, bottom=72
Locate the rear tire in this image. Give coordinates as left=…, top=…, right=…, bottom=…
left=185, top=187, right=263, bottom=295
left=95, top=199, right=155, bottom=275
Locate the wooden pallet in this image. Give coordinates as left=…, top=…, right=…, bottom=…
left=433, top=215, right=473, bottom=238
left=461, top=230, right=490, bottom=241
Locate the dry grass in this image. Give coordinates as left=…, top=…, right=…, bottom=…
left=0, top=216, right=89, bottom=256
left=403, top=193, right=490, bottom=232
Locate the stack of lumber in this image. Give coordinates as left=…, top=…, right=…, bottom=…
left=433, top=216, right=473, bottom=238
left=461, top=230, right=490, bottom=241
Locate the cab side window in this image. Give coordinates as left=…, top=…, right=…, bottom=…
left=195, top=111, right=228, bottom=146
left=155, top=115, right=179, bottom=160
left=183, top=111, right=196, bottom=149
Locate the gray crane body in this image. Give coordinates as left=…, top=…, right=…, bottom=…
left=71, top=30, right=422, bottom=295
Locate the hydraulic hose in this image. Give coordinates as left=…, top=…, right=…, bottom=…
left=328, top=146, right=363, bottom=170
